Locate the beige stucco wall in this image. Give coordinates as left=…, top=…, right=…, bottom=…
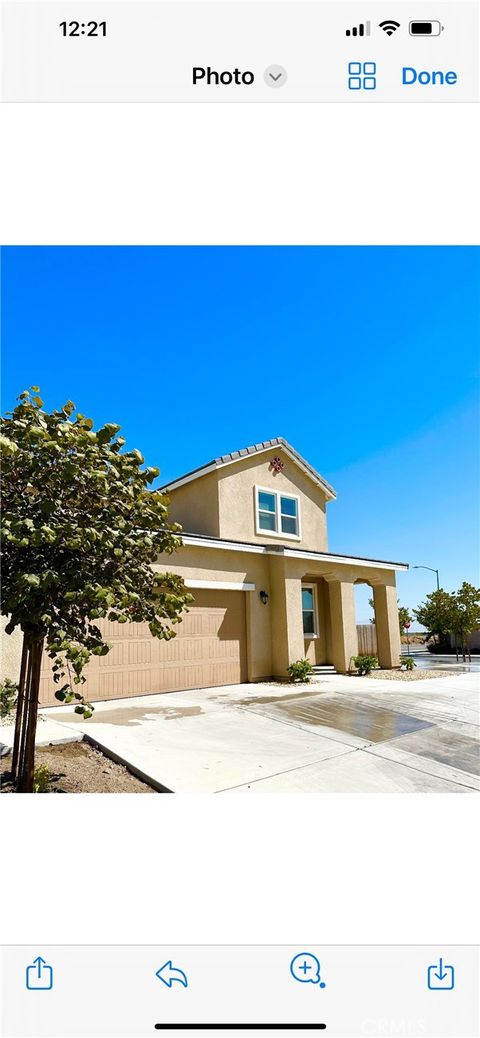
left=165, top=448, right=330, bottom=551
left=159, top=545, right=272, bottom=680
left=166, top=469, right=220, bottom=537
left=217, top=449, right=329, bottom=550
left=267, top=556, right=301, bottom=675
left=0, top=616, right=23, bottom=684
left=0, top=543, right=401, bottom=701
left=161, top=545, right=322, bottom=679
left=159, top=544, right=267, bottom=586
left=160, top=543, right=401, bottom=678
left=373, top=583, right=402, bottom=669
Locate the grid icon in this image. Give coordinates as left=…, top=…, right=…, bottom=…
left=348, top=61, right=377, bottom=90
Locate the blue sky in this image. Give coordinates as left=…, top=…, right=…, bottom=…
left=2, top=246, right=479, bottom=621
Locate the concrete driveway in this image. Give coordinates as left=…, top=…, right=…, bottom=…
left=5, top=671, right=477, bottom=793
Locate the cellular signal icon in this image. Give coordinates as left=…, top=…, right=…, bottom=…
left=345, top=21, right=371, bottom=37
left=379, top=20, right=401, bottom=35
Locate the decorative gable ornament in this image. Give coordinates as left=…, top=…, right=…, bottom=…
left=270, top=456, right=284, bottom=474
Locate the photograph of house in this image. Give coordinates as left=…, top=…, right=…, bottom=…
left=36, top=437, right=406, bottom=707
left=1, top=245, right=478, bottom=793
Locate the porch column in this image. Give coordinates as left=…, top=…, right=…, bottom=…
left=327, top=579, right=358, bottom=673
left=373, top=583, right=402, bottom=669
left=268, top=557, right=305, bottom=678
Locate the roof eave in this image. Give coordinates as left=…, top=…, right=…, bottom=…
left=178, top=532, right=409, bottom=572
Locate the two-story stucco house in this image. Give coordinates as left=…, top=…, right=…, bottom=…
left=36, top=438, right=408, bottom=706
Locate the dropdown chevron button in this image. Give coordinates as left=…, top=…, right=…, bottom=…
left=264, top=65, right=287, bottom=88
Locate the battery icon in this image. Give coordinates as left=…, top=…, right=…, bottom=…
left=409, top=20, right=444, bottom=36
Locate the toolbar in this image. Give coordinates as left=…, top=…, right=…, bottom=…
left=1, top=945, right=479, bottom=1036
left=1, top=2, right=478, bottom=102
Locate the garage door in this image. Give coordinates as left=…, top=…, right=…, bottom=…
left=39, top=589, right=247, bottom=705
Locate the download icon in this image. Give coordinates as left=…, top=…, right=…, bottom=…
left=427, top=958, right=455, bottom=990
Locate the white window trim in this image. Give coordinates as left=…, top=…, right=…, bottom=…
left=302, top=582, right=319, bottom=639
left=254, top=484, right=302, bottom=541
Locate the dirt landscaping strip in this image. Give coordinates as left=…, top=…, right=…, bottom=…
left=0, top=741, right=157, bottom=793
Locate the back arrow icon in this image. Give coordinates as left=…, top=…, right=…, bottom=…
left=156, top=961, right=188, bottom=988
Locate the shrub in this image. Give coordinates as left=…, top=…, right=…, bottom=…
left=33, top=764, right=51, bottom=793
left=352, top=654, right=379, bottom=676
left=402, top=656, right=416, bottom=671
left=0, top=679, right=18, bottom=719
left=287, top=658, right=314, bottom=683
left=426, top=638, right=451, bottom=654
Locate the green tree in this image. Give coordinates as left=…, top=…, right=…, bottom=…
left=368, top=596, right=411, bottom=635
left=1, top=389, right=193, bottom=792
left=413, top=588, right=455, bottom=645
left=450, top=582, right=480, bottom=662
left=413, top=583, right=480, bottom=659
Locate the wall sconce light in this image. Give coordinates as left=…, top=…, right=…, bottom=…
left=259, top=590, right=269, bottom=605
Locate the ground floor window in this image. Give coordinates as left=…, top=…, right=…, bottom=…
left=302, top=584, right=318, bottom=636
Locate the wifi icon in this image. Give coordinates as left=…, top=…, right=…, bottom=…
left=379, top=19, right=401, bottom=35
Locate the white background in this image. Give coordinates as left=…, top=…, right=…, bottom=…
left=1, top=90, right=479, bottom=957
left=1, top=796, right=479, bottom=944
left=1, top=104, right=480, bottom=244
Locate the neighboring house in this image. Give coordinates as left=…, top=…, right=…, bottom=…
left=447, top=631, right=480, bottom=653
left=35, top=438, right=407, bottom=705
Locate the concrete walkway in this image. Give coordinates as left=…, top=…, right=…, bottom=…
left=2, top=672, right=478, bottom=793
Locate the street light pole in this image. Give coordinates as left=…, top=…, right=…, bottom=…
left=413, top=565, right=440, bottom=590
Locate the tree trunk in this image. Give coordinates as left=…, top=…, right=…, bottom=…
left=11, top=635, right=29, bottom=781
left=16, top=643, right=33, bottom=787
left=16, top=637, right=44, bottom=794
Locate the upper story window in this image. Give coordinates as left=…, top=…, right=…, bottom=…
left=255, top=486, right=300, bottom=539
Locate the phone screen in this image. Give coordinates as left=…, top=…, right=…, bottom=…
left=1, top=3, right=479, bottom=1037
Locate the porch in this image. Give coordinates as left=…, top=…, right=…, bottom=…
left=266, top=552, right=405, bottom=676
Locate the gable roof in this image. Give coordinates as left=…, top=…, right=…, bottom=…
left=160, top=437, right=337, bottom=500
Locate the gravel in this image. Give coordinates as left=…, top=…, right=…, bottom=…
left=263, top=668, right=452, bottom=686
left=367, top=668, right=451, bottom=681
